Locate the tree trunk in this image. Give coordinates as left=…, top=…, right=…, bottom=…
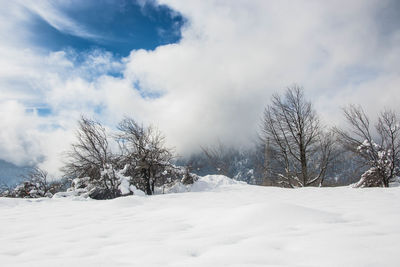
left=144, top=169, right=152, bottom=195
left=383, top=178, right=390, bottom=188
left=299, top=141, right=308, bottom=186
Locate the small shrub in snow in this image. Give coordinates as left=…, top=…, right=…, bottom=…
left=181, top=167, right=199, bottom=185
left=66, top=164, right=146, bottom=199
left=2, top=168, right=61, bottom=198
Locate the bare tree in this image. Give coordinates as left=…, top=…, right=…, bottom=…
left=116, top=118, right=174, bottom=195
left=62, top=116, right=120, bottom=199
left=260, top=85, right=335, bottom=187
left=335, top=106, right=400, bottom=187
left=62, top=116, right=191, bottom=198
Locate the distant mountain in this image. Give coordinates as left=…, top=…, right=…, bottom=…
left=0, top=159, right=32, bottom=187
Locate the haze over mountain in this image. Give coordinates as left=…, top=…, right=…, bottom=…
left=0, top=159, right=31, bottom=186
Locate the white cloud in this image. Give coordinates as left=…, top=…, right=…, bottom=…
left=120, top=0, right=400, bottom=152
left=0, top=0, right=399, bottom=176
left=18, top=0, right=102, bottom=40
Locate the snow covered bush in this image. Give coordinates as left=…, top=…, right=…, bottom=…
left=181, top=166, right=199, bottom=185
left=66, top=164, right=146, bottom=199
left=353, top=167, right=383, bottom=188
left=2, top=168, right=61, bottom=198
left=115, top=118, right=180, bottom=195
left=336, top=107, right=400, bottom=187
left=352, top=140, right=398, bottom=187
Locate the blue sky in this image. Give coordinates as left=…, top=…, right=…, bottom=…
left=28, top=0, right=184, bottom=56
left=17, top=0, right=185, bottom=117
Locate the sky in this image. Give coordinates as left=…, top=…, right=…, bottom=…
left=0, top=0, right=399, bottom=175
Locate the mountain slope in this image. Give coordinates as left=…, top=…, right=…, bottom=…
left=0, top=159, right=31, bottom=186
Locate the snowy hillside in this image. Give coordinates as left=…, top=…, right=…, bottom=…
left=1, top=175, right=400, bottom=266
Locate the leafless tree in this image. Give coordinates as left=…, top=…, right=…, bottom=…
left=335, top=106, right=400, bottom=187
left=260, top=85, right=335, bottom=187
left=116, top=118, right=174, bottom=195
left=62, top=116, right=120, bottom=198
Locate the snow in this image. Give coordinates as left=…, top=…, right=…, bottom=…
left=1, top=175, right=400, bottom=266
left=155, top=175, right=242, bottom=194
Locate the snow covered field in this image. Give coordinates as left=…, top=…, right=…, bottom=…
left=1, top=175, right=400, bottom=267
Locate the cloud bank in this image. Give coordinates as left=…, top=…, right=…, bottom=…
left=0, top=0, right=399, bottom=176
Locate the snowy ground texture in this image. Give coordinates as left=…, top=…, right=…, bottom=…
left=1, top=175, right=400, bottom=267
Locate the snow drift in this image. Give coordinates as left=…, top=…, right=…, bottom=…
left=1, top=175, right=400, bottom=267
